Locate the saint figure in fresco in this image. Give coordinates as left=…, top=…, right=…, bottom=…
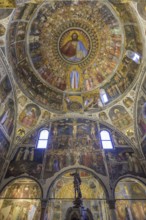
left=60, top=33, right=88, bottom=62
left=19, top=105, right=40, bottom=128
left=70, top=70, right=79, bottom=89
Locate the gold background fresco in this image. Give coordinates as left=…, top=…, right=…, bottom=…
left=0, top=0, right=145, bottom=219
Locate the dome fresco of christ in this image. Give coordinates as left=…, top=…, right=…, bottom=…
left=7, top=1, right=142, bottom=113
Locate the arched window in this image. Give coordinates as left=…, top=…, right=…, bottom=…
left=37, top=129, right=49, bottom=149
left=100, top=130, right=113, bottom=149
left=100, top=89, right=108, bottom=104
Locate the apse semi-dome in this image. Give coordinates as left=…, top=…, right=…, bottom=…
left=6, top=1, right=143, bottom=113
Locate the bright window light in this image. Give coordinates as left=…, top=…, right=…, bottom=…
left=132, top=53, right=140, bottom=64
left=37, top=140, right=48, bottom=149
left=37, top=129, right=49, bottom=149
left=39, top=130, right=49, bottom=139
left=100, top=130, right=113, bottom=149
left=102, top=94, right=108, bottom=103
left=100, top=130, right=110, bottom=140
left=102, top=141, right=113, bottom=149
left=100, top=89, right=108, bottom=104
left=126, top=50, right=141, bottom=64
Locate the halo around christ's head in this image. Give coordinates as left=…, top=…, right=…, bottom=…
left=59, top=28, right=91, bottom=64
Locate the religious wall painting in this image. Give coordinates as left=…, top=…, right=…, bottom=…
left=112, top=131, right=129, bottom=148
left=52, top=170, right=106, bottom=198
left=16, top=22, right=27, bottom=41
left=11, top=7, right=24, bottom=20
left=19, top=104, right=41, bottom=128
left=16, top=128, right=26, bottom=142
left=99, top=124, right=130, bottom=148
left=83, top=92, right=100, bottom=111
left=0, top=0, right=16, bottom=8
left=99, top=112, right=108, bottom=121
left=9, top=45, right=17, bottom=65
left=18, top=95, right=27, bottom=107
left=51, top=119, right=73, bottom=136
left=0, top=178, right=42, bottom=199
left=115, top=178, right=146, bottom=220
left=0, top=24, right=6, bottom=37
left=63, top=94, right=83, bottom=112
left=105, top=148, right=145, bottom=181
left=12, top=3, right=35, bottom=21
left=30, top=48, right=42, bottom=68
left=5, top=147, right=45, bottom=179
left=6, top=1, right=143, bottom=113
left=41, top=110, right=51, bottom=121
left=116, top=199, right=146, bottom=220
left=0, top=178, right=41, bottom=219
left=0, top=76, right=12, bottom=104
left=124, top=24, right=139, bottom=49
left=104, top=82, right=120, bottom=101
left=49, top=119, right=100, bottom=150
left=116, top=179, right=146, bottom=200
left=8, top=22, right=18, bottom=44
left=137, top=96, right=146, bottom=138
left=17, top=71, right=64, bottom=110
left=52, top=174, right=105, bottom=200
left=68, top=66, right=81, bottom=90
left=0, top=9, right=13, bottom=19
left=109, top=105, right=132, bottom=130
left=77, top=119, right=99, bottom=142
left=15, top=41, right=26, bottom=62
left=126, top=128, right=134, bottom=137
left=59, top=29, right=90, bottom=64
left=22, top=126, right=47, bottom=145
left=43, top=148, right=106, bottom=179
left=46, top=169, right=108, bottom=220
left=123, top=97, right=134, bottom=108
left=137, top=0, right=146, bottom=20
left=113, top=67, right=137, bottom=95
left=0, top=99, right=15, bottom=136
left=0, top=198, right=41, bottom=219
left=0, top=129, right=10, bottom=167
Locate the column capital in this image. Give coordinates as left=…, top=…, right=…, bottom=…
left=107, top=199, right=116, bottom=209
left=41, top=199, right=47, bottom=208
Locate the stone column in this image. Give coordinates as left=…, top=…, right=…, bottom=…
left=40, top=199, right=47, bottom=220
left=108, top=200, right=117, bottom=220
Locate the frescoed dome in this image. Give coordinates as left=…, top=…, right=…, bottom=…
left=7, top=1, right=143, bottom=113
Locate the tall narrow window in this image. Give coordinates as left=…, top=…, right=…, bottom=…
left=100, top=130, right=113, bottom=149
left=37, top=129, right=49, bottom=149
left=100, top=89, right=108, bottom=104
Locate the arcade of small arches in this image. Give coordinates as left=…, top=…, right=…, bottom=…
left=0, top=115, right=145, bottom=219
left=0, top=172, right=146, bottom=220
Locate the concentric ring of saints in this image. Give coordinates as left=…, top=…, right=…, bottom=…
left=59, top=28, right=91, bottom=64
